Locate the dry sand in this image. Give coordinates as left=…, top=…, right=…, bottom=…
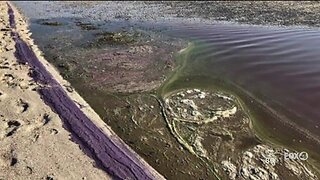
left=1, top=1, right=163, bottom=179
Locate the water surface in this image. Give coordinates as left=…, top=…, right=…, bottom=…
left=164, top=23, right=320, bottom=140
left=15, top=1, right=320, bottom=175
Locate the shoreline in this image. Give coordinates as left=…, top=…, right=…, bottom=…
left=0, top=1, right=110, bottom=179
left=4, top=2, right=164, bottom=179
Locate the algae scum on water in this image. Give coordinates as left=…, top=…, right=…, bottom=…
left=24, top=11, right=320, bottom=179
left=155, top=43, right=320, bottom=179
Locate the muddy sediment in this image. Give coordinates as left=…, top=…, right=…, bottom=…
left=149, top=1, right=320, bottom=27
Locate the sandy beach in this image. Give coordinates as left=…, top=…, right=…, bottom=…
left=0, top=2, right=163, bottom=179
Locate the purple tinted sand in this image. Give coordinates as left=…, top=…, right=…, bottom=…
left=7, top=3, right=159, bottom=180
left=7, top=4, right=15, bottom=29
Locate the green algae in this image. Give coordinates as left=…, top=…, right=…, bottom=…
left=157, top=41, right=320, bottom=176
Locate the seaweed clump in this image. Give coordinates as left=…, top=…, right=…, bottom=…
left=75, top=21, right=98, bottom=30
left=88, top=31, right=139, bottom=47
left=38, top=19, right=63, bottom=26
left=41, top=21, right=63, bottom=26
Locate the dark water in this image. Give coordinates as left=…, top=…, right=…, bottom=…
left=163, top=23, right=320, bottom=141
